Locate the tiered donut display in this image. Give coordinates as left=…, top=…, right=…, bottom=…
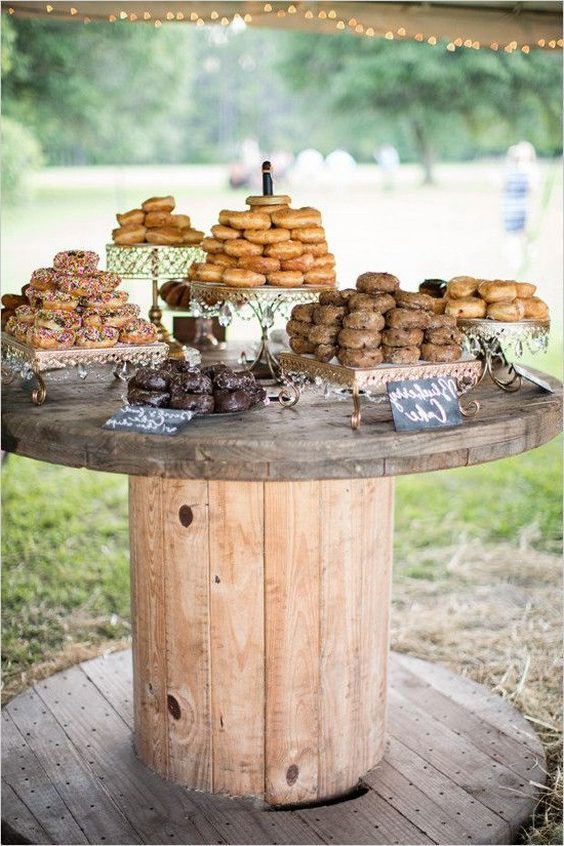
left=190, top=199, right=337, bottom=289
left=111, top=196, right=205, bottom=247
left=3, top=250, right=157, bottom=349
left=425, top=276, right=550, bottom=322
left=286, top=272, right=464, bottom=367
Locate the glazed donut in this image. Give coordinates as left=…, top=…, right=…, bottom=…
left=312, top=253, right=336, bottom=269
left=477, top=280, right=517, bottom=303
left=224, top=240, right=263, bottom=258
left=519, top=296, right=549, bottom=320
left=244, top=228, right=291, bottom=245
left=431, top=297, right=448, bottom=315
left=209, top=253, right=239, bottom=268
left=304, top=269, right=337, bottom=286
left=289, top=336, right=316, bottom=354
left=53, top=250, right=99, bottom=274
left=1, top=294, right=27, bottom=309
left=228, top=211, right=271, bottom=230
left=13, top=321, right=32, bottom=344
left=144, top=211, right=173, bottom=228
left=35, top=309, right=81, bottom=331
left=212, top=390, right=251, bottom=414
left=348, top=292, right=396, bottom=313
left=315, top=344, right=338, bottom=363
left=386, top=308, right=430, bottom=330
left=291, top=226, right=325, bottom=244
left=287, top=319, right=312, bottom=338
left=291, top=303, right=315, bottom=322
left=142, top=195, right=175, bottom=213
left=14, top=305, right=36, bottom=324
left=343, top=311, right=385, bottom=332
left=313, top=305, right=346, bottom=325
left=146, top=227, right=184, bottom=246
left=486, top=300, right=525, bottom=322
left=119, top=318, right=158, bottom=344
left=356, top=272, right=400, bottom=294
left=28, top=326, right=75, bottom=349
left=103, top=304, right=141, bottom=329
left=382, top=328, right=424, bottom=347
left=58, top=275, right=104, bottom=299
left=421, top=343, right=462, bottom=363
left=196, top=264, right=225, bottom=283
left=281, top=253, right=314, bottom=273
left=181, top=228, right=205, bottom=245
left=75, top=326, right=119, bottom=349
left=211, top=224, right=241, bottom=240
left=426, top=314, right=457, bottom=330
left=128, top=388, right=171, bottom=409
left=222, top=268, right=265, bottom=288
left=89, top=290, right=129, bottom=311
left=425, top=326, right=464, bottom=345
left=30, top=268, right=59, bottom=291
left=264, top=240, right=303, bottom=260
left=170, top=214, right=191, bottom=229
left=271, top=207, right=321, bottom=229
left=338, top=328, right=382, bottom=350
left=113, top=226, right=147, bottom=245
left=309, top=324, right=340, bottom=345
left=267, top=271, right=303, bottom=288
left=445, top=297, right=487, bottom=319
left=515, top=282, right=537, bottom=299
left=218, top=209, right=240, bottom=226
left=305, top=241, right=329, bottom=257
left=447, top=276, right=479, bottom=298
left=382, top=345, right=421, bottom=364
left=338, top=347, right=384, bottom=368
left=116, top=208, right=144, bottom=226
left=238, top=256, right=281, bottom=274
left=395, top=291, right=435, bottom=312
left=318, top=290, right=344, bottom=306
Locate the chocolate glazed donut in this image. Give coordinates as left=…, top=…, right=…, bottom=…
left=128, top=388, right=171, bottom=408
left=213, top=390, right=253, bottom=414
left=130, top=367, right=170, bottom=392
left=169, top=392, right=215, bottom=414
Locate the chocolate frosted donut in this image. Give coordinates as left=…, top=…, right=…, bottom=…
left=347, top=293, right=396, bottom=314
left=202, top=363, right=230, bottom=379
left=313, top=305, right=346, bottom=326
left=382, top=328, right=424, bottom=348
left=315, top=344, right=338, bottom=363
left=343, top=311, right=385, bottom=331
left=213, top=390, right=253, bottom=414
left=382, top=345, right=421, bottom=364
left=169, top=392, right=215, bottom=414
left=309, top=324, right=340, bottom=345
left=356, top=272, right=400, bottom=294
left=425, top=326, right=464, bottom=345
left=318, top=290, right=344, bottom=306
left=291, top=303, right=315, bottom=322
left=214, top=369, right=254, bottom=392
left=289, top=336, right=316, bottom=354
left=386, top=308, right=430, bottom=330
left=338, top=328, right=382, bottom=350
left=287, top=319, right=312, bottom=339
left=338, top=347, right=384, bottom=368
left=421, top=343, right=462, bottom=363
left=426, top=313, right=457, bottom=330
left=395, top=291, right=435, bottom=312
left=130, top=367, right=170, bottom=392
left=172, top=370, right=213, bottom=394
left=128, top=388, right=170, bottom=408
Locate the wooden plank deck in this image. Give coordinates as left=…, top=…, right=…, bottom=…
left=2, top=650, right=546, bottom=846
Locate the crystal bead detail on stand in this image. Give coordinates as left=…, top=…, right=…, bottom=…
left=77, top=363, right=88, bottom=380
left=219, top=303, right=233, bottom=327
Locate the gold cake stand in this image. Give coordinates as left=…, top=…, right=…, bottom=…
left=106, top=244, right=205, bottom=357
left=1, top=332, right=170, bottom=405
left=278, top=352, right=483, bottom=430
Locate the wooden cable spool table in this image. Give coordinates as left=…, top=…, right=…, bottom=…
left=1, top=368, right=561, bottom=845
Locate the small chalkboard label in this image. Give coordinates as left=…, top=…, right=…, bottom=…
left=103, top=405, right=194, bottom=436
left=387, top=377, right=463, bottom=431
left=512, top=364, right=554, bottom=393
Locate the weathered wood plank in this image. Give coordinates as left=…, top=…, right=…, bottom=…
left=1, top=778, right=52, bottom=846
left=81, top=650, right=134, bottom=728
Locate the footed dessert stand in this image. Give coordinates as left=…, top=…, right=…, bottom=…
left=1, top=362, right=561, bottom=844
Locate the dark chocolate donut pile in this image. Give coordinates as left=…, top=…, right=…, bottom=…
left=127, top=361, right=266, bottom=415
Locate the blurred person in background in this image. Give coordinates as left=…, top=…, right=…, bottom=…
left=376, top=143, right=400, bottom=191
left=501, top=140, right=539, bottom=274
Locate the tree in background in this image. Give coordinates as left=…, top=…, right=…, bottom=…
left=278, top=33, right=563, bottom=182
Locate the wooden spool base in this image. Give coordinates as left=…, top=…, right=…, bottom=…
left=2, top=650, right=545, bottom=845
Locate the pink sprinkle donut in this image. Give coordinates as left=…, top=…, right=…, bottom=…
left=94, top=271, right=122, bottom=291
left=102, top=304, right=141, bottom=329
left=14, top=305, right=36, bottom=324
left=75, top=326, right=119, bottom=348
left=119, top=318, right=158, bottom=345
left=28, top=326, right=76, bottom=349
left=53, top=250, right=99, bottom=274
left=30, top=268, right=59, bottom=291
left=35, top=309, right=82, bottom=331
left=58, top=275, right=105, bottom=299
left=13, top=320, right=31, bottom=344
left=88, top=290, right=129, bottom=311
left=30, top=288, right=78, bottom=311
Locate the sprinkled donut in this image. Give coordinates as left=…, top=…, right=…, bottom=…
left=30, top=289, right=78, bottom=312
left=35, top=309, right=81, bottom=331
left=29, top=268, right=59, bottom=292
left=102, top=304, right=141, bottom=329
left=14, top=305, right=36, bottom=324
left=119, top=319, right=158, bottom=345
left=75, top=326, right=119, bottom=349
left=89, top=290, right=129, bottom=311
left=58, top=275, right=105, bottom=299
left=28, top=326, right=76, bottom=350
left=95, top=271, right=122, bottom=291
left=53, top=250, right=99, bottom=274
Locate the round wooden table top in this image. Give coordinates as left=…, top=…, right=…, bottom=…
left=1, top=370, right=561, bottom=481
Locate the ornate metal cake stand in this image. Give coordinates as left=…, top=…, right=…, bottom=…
left=106, top=244, right=205, bottom=357
left=278, top=352, right=483, bottom=430
left=189, top=281, right=333, bottom=380
left=1, top=333, right=169, bottom=406
left=458, top=319, right=550, bottom=392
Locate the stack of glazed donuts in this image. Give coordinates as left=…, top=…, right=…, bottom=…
left=112, top=196, right=205, bottom=247
left=287, top=272, right=464, bottom=366
left=190, top=201, right=337, bottom=288
left=3, top=250, right=157, bottom=349
left=439, top=276, right=549, bottom=322
left=127, top=361, right=266, bottom=414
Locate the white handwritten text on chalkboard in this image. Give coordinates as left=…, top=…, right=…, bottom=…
left=387, top=377, right=463, bottom=431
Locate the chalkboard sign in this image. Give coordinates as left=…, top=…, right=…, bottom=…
left=103, top=405, right=194, bottom=436
left=387, top=377, right=463, bottom=431
left=512, top=364, right=554, bottom=393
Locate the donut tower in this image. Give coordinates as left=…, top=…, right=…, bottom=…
left=190, top=163, right=337, bottom=289
left=287, top=272, right=464, bottom=366
left=3, top=250, right=157, bottom=350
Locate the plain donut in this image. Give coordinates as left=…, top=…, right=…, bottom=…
left=222, top=268, right=265, bottom=288
left=266, top=271, right=304, bottom=288
left=291, top=226, right=326, bottom=243
left=228, top=210, right=271, bottom=230
left=244, top=228, right=291, bottom=245
left=264, top=240, right=303, bottom=260
left=271, top=206, right=321, bottom=228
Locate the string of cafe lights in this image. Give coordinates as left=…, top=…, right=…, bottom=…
left=5, top=3, right=563, bottom=52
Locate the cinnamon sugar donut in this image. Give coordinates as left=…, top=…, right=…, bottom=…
left=218, top=209, right=239, bottom=226
left=425, top=326, right=464, bottom=345
left=287, top=319, right=312, bottom=338
left=421, top=343, right=462, bottom=363
left=222, top=268, right=265, bottom=288
left=53, top=250, right=99, bottom=274
left=338, top=328, right=382, bottom=349
left=427, top=314, right=457, bottom=330
left=291, top=303, right=315, bottom=322
left=228, top=211, right=271, bottom=230
left=271, top=207, right=321, bottom=228
left=382, top=346, right=420, bottom=364
left=119, top=319, right=158, bottom=344
left=313, top=305, right=346, bottom=325
left=238, top=255, right=281, bottom=274
left=224, top=240, right=263, bottom=258
left=75, top=326, right=119, bottom=348
left=264, top=240, right=303, bottom=260
left=197, top=264, right=225, bottom=283
left=343, top=311, right=385, bottom=331
left=348, top=292, right=396, bottom=313
left=309, top=324, right=340, bottom=345
left=289, top=336, right=316, bottom=354
left=28, top=326, right=75, bottom=349
left=318, top=290, right=344, bottom=306
left=202, top=237, right=226, bottom=255
left=211, top=224, right=241, bottom=240
left=356, top=272, right=400, bottom=294
left=395, top=291, right=435, bottom=312
left=304, top=269, right=337, bottom=286
left=291, top=226, right=325, bottom=243
left=386, top=308, right=430, bottom=330
left=315, top=344, right=338, bottom=363
left=382, top=328, right=424, bottom=347
left=244, top=227, right=291, bottom=245
left=267, top=271, right=303, bottom=288
left=445, top=298, right=487, bottom=319
left=306, top=241, right=329, bottom=257
left=338, top=347, right=384, bottom=368
left=312, top=253, right=336, bottom=269
left=447, top=276, right=479, bottom=298
left=280, top=253, right=314, bottom=273
left=209, top=253, right=239, bottom=268
left=170, top=214, right=192, bottom=229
